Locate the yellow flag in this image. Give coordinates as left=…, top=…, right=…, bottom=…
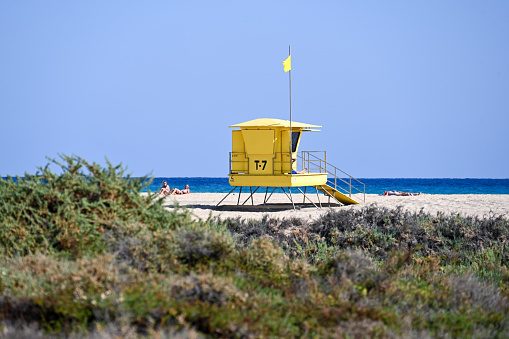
left=283, top=55, right=291, bottom=72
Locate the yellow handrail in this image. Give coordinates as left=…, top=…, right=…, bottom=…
left=300, top=151, right=365, bottom=202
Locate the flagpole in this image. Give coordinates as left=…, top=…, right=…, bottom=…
left=288, top=45, right=292, bottom=168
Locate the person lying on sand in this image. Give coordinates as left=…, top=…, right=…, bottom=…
left=171, top=184, right=191, bottom=195
left=159, top=181, right=171, bottom=195
left=382, top=190, right=420, bottom=196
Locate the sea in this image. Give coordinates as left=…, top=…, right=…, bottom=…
left=144, top=178, right=509, bottom=195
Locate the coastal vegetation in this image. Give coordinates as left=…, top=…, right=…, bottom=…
left=1, top=155, right=508, bottom=338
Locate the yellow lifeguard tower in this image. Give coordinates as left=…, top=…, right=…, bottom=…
left=216, top=118, right=365, bottom=209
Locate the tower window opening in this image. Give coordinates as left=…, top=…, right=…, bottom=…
left=291, top=131, right=301, bottom=152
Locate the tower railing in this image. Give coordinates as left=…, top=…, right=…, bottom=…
left=228, top=151, right=365, bottom=203
left=229, top=152, right=248, bottom=174
left=300, top=151, right=365, bottom=202
left=273, top=152, right=293, bottom=174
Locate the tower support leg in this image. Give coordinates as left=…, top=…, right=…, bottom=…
left=319, top=185, right=342, bottom=205
left=216, top=186, right=238, bottom=207
left=315, top=186, right=322, bottom=208
left=296, top=187, right=319, bottom=209
left=264, top=187, right=277, bottom=204
left=242, top=187, right=260, bottom=205
left=237, top=187, right=243, bottom=205
left=281, top=187, right=296, bottom=210
left=288, top=188, right=296, bottom=210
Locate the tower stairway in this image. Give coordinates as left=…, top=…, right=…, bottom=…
left=315, top=184, right=359, bottom=205
left=300, top=151, right=365, bottom=205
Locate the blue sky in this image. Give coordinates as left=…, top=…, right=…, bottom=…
left=1, top=1, right=508, bottom=178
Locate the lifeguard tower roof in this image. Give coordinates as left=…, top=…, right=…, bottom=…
left=229, top=118, right=321, bottom=131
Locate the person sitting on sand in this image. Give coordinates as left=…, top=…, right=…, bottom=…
left=291, top=158, right=307, bottom=174
left=180, top=184, right=191, bottom=194
left=382, top=190, right=420, bottom=196
left=159, top=181, right=171, bottom=195
left=171, top=184, right=191, bottom=195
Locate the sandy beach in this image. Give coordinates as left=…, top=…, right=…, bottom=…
left=154, top=192, right=509, bottom=221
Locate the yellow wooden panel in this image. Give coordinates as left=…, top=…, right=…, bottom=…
left=247, top=155, right=273, bottom=175
left=231, top=131, right=247, bottom=173
left=280, top=131, right=295, bottom=173
left=232, top=130, right=245, bottom=153
left=242, top=130, right=275, bottom=155
left=229, top=173, right=327, bottom=187
left=273, top=152, right=292, bottom=174
left=281, top=130, right=290, bottom=153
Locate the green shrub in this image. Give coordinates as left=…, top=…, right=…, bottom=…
left=0, top=155, right=171, bottom=257
left=1, top=155, right=508, bottom=337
